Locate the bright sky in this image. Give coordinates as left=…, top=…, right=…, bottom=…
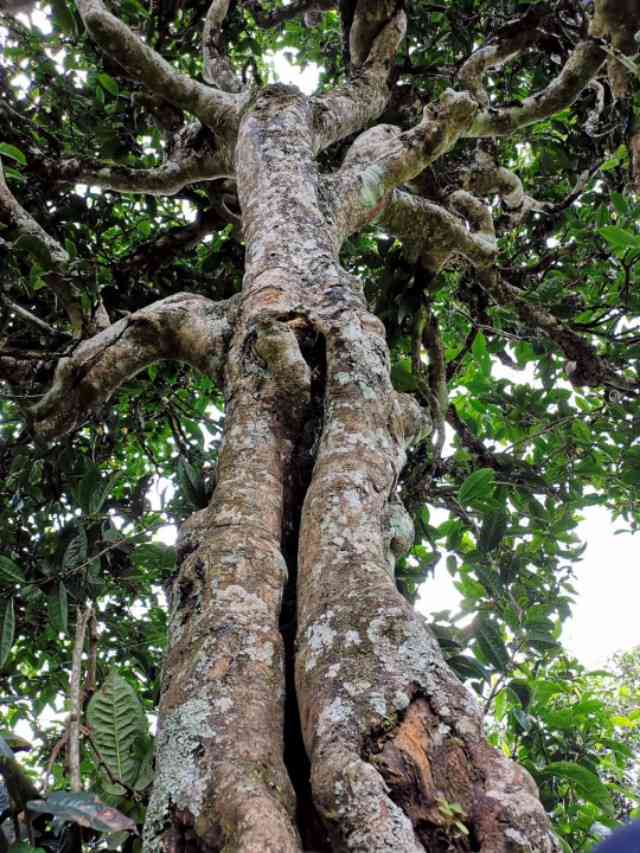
left=5, top=14, right=637, bottom=673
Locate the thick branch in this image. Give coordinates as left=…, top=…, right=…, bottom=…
left=347, top=0, right=398, bottom=68
left=332, top=89, right=479, bottom=229
left=76, top=0, right=243, bottom=131
left=202, top=0, right=243, bottom=92
left=311, top=9, right=406, bottom=151
left=591, top=0, right=640, bottom=96
left=29, top=292, right=238, bottom=438
left=377, top=189, right=496, bottom=271
left=463, top=149, right=550, bottom=224
left=468, top=39, right=605, bottom=137
left=34, top=148, right=231, bottom=196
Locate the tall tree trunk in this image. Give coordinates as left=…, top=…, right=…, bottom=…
left=144, top=85, right=560, bottom=853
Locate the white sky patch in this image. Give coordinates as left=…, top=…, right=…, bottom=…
left=268, top=49, right=320, bottom=95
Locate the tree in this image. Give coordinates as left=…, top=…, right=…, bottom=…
left=1, top=0, right=640, bottom=850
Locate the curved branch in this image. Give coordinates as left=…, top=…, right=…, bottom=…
left=76, top=0, right=243, bottom=132
left=248, top=0, right=334, bottom=28
left=458, top=4, right=553, bottom=106
left=311, top=8, right=406, bottom=151
left=591, top=0, right=640, bottom=97
left=35, top=148, right=231, bottom=196
left=463, top=150, right=550, bottom=224
left=347, top=0, right=398, bottom=68
left=1, top=160, right=107, bottom=335
left=378, top=189, right=496, bottom=273
left=467, top=39, right=605, bottom=137
left=202, top=0, right=243, bottom=92
left=331, top=89, right=479, bottom=231
left=29, top=292, right=238, bottom=439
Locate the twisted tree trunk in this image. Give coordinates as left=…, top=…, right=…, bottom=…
left=142, top=85, right=560, bottom=853
left=14, top=1, right=636, bottom=848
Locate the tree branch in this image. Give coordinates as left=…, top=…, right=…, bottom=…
left=246, top=0, right=334, bottom=28
left=331, top=89, right=479, bottom=225
left=482, top=270, right=637, bottom=392
left=375, top=188, right=496, bottom=271
left=467, top=39, right=605, bottom=137
left=76, top=0, right=243, bottom=131
left=463, top=149, right=550, bottom=224
left=457, top=4, right=553, bottom=106
left=310, top=8, right=406, bottom=151
left=202, top=0, right=243, bottom=92
left=114, top=206, right=228, bottom=280
left=1, top=159, right=106, bottom=336
left=34, top=147, right=231, bottom=196
left=69, top=605, right=93, bottom=793
left=28, top=292, right=239, bottom=438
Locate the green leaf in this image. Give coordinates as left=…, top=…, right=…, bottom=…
left=0, top=599, right=15, bottom=668
left=0, top=143, right=27, bottom=165
left=447, top=654, right=488, bottom=682
left=541, top=761, right=613, bottom=812
left=0, top=555, right=25, bottom=584
left=177, top=457, right=207, bottom=509
left=598, top=226, right=640, bottom=252
left=48, top=582, right=68, bottom=634
left=97, top=73, right=119, bottom=97
left=458, top=468, right=495, bottom=505
left=27, top=791, right=137, bottom=834
left=475, top=616, right=510, bottom=672
left=477, top=508, right=508, bottom=553
left=50, top=0, right=77, bottom=36
left=87, top=670, right=148, bottom=787
left=63, top=527, right=88, bottom=570
left=12, top=234, right=53, bottom=268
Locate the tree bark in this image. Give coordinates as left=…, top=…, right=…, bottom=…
left=143, top=84, right=560, bottom=853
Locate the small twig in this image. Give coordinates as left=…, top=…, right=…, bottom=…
left=69, top=605, right=93, bottom=793
left=0, top=295, right=70, bottom=339
left=42, top=730, right=68, bottom=798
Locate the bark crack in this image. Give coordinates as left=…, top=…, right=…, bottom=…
left=278, top=327, right=330, bottom=852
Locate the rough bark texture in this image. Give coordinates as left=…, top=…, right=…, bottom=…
left=14, top=0, right=640, bottom=849
left=140, top=84, right=560, bottom=852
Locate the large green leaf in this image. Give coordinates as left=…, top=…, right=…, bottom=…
left=87, top=670, right=148, bottom=788
left=541, top=761, right=614, bottom=813
left=0, top=556, right=24, bottom=585
left=458, top=469, right=495, bottom=506
left=0, top=599, right=15, bottom=669
left=475, top=616, right=510, bottom=672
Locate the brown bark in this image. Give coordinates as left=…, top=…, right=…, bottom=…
left=141, top=84, right=560, bottom=851
left=16, top=1, right=630, bottom=848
